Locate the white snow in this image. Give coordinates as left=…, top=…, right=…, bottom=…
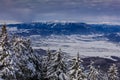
left=103, top=56, right=118, bottom=61
left=7, top=27, right=18, bottom=32
left=32, top=34, right=120, bottom=57
left=27, top=62, right=36, bottom=72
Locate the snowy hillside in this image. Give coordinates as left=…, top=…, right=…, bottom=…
left=31, top=34, right=120, bottom=57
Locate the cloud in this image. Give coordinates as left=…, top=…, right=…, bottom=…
left=0, top=20, right=20, bottom=24
left=0, top=0, right=120, bottom=24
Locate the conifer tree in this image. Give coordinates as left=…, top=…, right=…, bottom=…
left=0, top=35, right=41, bottom=80
left=108, top=64, right=119, bottom=80
left=47, top=49, right=69, bottom=80
left=69, top=53, right=87, bottom=80
left=11, top=37, right=39, bottom=80
left=87, top=61, right=107, bottom=80
left=40, top=49, right=51, bottom=80
left=0, top=25, right=42, bottom=80
left=1, top=25, right=7, bottom=35
left=0, top=25, right=12, bottom=80
left=47, top=49, right=52, bottom=62
left=87, top=61, right=99, bottom=80
left=0, top=24, right=9, bottom=50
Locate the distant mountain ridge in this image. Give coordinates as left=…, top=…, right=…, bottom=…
left=1, top=22, right=120, bottom=43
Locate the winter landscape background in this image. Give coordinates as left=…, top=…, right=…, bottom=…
left=0, top=0, right=120, bottom=80
left=0, top=22, right=120, bottom=80
left=6, top=22, right=120, bottom=57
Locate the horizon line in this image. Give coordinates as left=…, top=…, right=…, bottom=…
left=0, top=20, right=120, bottom=26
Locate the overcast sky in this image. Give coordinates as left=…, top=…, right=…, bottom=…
left=0, top=0, right=120, bottom=24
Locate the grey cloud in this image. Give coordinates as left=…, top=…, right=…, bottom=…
left=0, top=0, right=120, bottom=23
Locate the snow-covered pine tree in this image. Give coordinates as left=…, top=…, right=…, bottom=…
left=69, top=53, right=87, bottom=80
left=108, top=64, right=119, bottom=80
left=97, top=66, right=109, bottom=80
left=47, top=49, right=69, bottom=80
left=40, top=49, right=51, bottom=80
left=0, top=34, right=41, bottom=80
left=87, top=61, right=106, bottom=80
left=87, top=61, right=99, bottom=80
left=47, top=49, right=52, bottom=62
left=0, top=24, right=9, bottom=50
left=0, top=25, right=13, bottom=80
left=11, top=37, right=41, bottom=80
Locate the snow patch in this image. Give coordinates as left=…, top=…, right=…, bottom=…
left=27, top=62, right=35, bottom=72
left=0, top=46, right=2, bottom=51
left=31, top=34, right=120, bottom=57
left=7, top=27, right=18, bottom=31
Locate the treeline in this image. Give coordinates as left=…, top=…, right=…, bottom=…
left=0, top=25, right=119, bottom=80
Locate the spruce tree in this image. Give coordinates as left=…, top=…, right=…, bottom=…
left=0, top=29, right=41, bottom=80
left=0, top=25, right=12, bottom=80
left=47, top=49, right=68, bottom=80
left=40, top=49, right=51, bottom=80
left=69, top=53, right=87, bottom=80
left=108, top=64, right=119, bottom=80
left=11, top=37, right=41, bottom=80
left=87, top=61, right=99, bottom=80
left=0, top=24, right=9, bottom=50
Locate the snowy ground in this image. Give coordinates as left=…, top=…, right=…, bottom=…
left=31, top=34, right=120, bottom=57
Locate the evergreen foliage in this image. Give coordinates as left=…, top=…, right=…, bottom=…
left=69, top=53, right=87, bottom=80
left=108, top=64, right=119, bottom=80
left=47, top=49, right=69, bottom=80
